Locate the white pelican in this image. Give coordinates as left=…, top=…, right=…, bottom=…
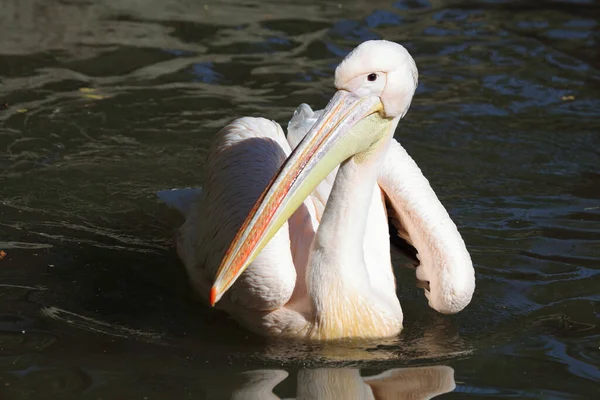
left=166, top=40, right=475, bottom=340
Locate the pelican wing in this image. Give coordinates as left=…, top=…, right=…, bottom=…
left=177, top=117, right=306, bottom=312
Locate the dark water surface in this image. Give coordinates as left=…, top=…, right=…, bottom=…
left=1, top=0, right=599, bottom=398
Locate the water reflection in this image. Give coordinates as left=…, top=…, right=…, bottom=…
left=219, top=366, right=455, bottom=400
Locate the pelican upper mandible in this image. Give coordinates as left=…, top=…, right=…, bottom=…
left=164, top=40, right=475, bottom=340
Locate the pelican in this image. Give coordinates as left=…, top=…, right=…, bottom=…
left=164, top=40, right=475, bottom=340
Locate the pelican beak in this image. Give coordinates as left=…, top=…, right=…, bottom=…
left=210, top=90, right=390, bottom=305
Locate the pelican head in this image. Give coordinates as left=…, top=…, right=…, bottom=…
left=210, top=40, right=418, bottom=305
left=334, top=40, right=418, bottom=119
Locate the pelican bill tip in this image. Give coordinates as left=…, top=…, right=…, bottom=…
left=209, top=286, right=218, bottom=307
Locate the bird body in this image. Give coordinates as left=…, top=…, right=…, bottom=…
left=163, top=40, right=475, bottom=340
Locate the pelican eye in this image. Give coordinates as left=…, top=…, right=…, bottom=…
left=367, top=73, right=378, bottom=82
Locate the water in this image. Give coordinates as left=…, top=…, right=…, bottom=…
left=0, top=0, right=599, bottom=398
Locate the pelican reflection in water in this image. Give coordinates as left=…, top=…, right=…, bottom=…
left=210, top=366, right=455, bottom=400
left=161, top=40, right=475, bottom=339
